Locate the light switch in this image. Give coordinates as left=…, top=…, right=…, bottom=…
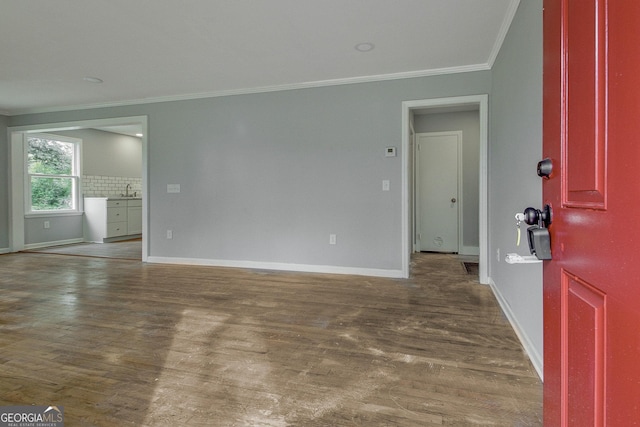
left=382, top=180, right=390, bottom=191
left=167, top=184, right=181, bottom=193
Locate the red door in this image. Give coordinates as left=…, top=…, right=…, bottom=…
left=543, top=0, right=640, bottom=425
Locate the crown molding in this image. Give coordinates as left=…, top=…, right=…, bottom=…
left=487, top=0, right=521, bottom=68
left=6, top=63, right=491, bottom=116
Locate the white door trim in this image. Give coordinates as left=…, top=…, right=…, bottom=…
left=401, top=95, right=488, bottom=284
left=7, top=116, right=149, bottom=262
left=415, top=130, right=463, bottom=253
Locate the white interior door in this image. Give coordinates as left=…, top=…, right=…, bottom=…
left=416, top=131, right=461, bottom=253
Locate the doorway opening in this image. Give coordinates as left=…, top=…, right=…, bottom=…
left=8, top=116, right=149, bottom=261
left=401, top=95, right=488, bottom=283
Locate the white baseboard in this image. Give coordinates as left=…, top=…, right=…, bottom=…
left=23, top=238, right=84, bottom=250
left=146, top=256, right=405, bottom=279
left=488, top=277, right=543, bottom=381
left=0, top=247, right=10, bottom=254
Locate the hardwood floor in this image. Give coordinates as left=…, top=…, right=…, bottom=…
left=24, top=239, right=142, bottom=260
left=0, top=252, right=542, bottom=426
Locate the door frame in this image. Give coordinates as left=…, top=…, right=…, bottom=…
left=401, top=95, right=488, bottom=283
left=415, top=130, right=463, bottom=253
left=7, top=116, right=149, bottom=262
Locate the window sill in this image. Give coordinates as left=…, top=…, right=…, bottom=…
left=25, top=211, right=83, bottom=219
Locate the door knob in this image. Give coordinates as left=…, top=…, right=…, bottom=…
left=451, top=198, right=457, bottom=203
left=523, top=205, right=552, bottom=228
left=522, top=204, right=553, bottom=260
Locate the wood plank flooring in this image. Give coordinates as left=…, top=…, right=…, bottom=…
left=24, top=239, right=142, bottom=260
left=0, top=252, right=542, bottom=426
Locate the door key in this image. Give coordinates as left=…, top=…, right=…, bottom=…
left=515, top=212, right=525, bottom=246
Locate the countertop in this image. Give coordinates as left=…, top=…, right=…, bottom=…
left=85, top=196, right=142, bottom=201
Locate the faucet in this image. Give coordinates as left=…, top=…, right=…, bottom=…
left=125, top=183, right=131, bottom=197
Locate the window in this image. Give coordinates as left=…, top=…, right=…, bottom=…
left=25, top=134, right=81, bottom=213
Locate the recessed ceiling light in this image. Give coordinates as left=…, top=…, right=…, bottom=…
left=83, top=76, right=104, bottom=84
left=135, top=133, right=143, bottom=137
left=355, top=42, right=375, bottom=52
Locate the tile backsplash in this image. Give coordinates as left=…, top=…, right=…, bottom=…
left=83, top=175, right=142, bottom=197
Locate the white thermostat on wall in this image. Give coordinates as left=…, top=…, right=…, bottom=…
left=385, top=147, right=397, bottom=157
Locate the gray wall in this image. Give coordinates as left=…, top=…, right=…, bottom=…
left=489, top=0, right=543, bottom=375
left=414, top=111, right=480, bottom=251
left=9, top=71, right=491, bottom=273
left=25, top=215, right=83, bottom=245
left=0, top=115, right=8, bottom=251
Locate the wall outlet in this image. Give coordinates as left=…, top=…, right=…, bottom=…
left=496, top=248, right=500, bottom=262
left=43, top=221, right=50, bottom=229
left=382, top=180, right=390, bottom=191
left=167, top=184, right=181, bottom=193
left=329, top=234, right=337, bottom=245
left=166, top=229, right=173, bottom=239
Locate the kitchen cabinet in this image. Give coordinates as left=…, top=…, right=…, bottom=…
left=84, top=197, right=142, bottom=242
left=127, top=199, right=143, bottom=235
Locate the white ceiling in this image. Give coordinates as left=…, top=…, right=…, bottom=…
left=0, top=0, right=518, bottom=116
left=93, top=124, right=143, bottom=137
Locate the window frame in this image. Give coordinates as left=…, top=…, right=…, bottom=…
left=24, top=133, right=83, bottom=216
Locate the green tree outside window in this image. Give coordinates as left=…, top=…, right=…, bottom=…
left=27, top=136, right=78, bottom=211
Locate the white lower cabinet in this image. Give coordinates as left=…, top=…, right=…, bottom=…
left=127, top=199, right=143, bottom=235
left=84, top=198, right=142, bottom=242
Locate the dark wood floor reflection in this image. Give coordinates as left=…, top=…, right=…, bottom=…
left=0, top=253, right=542, bottom=426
